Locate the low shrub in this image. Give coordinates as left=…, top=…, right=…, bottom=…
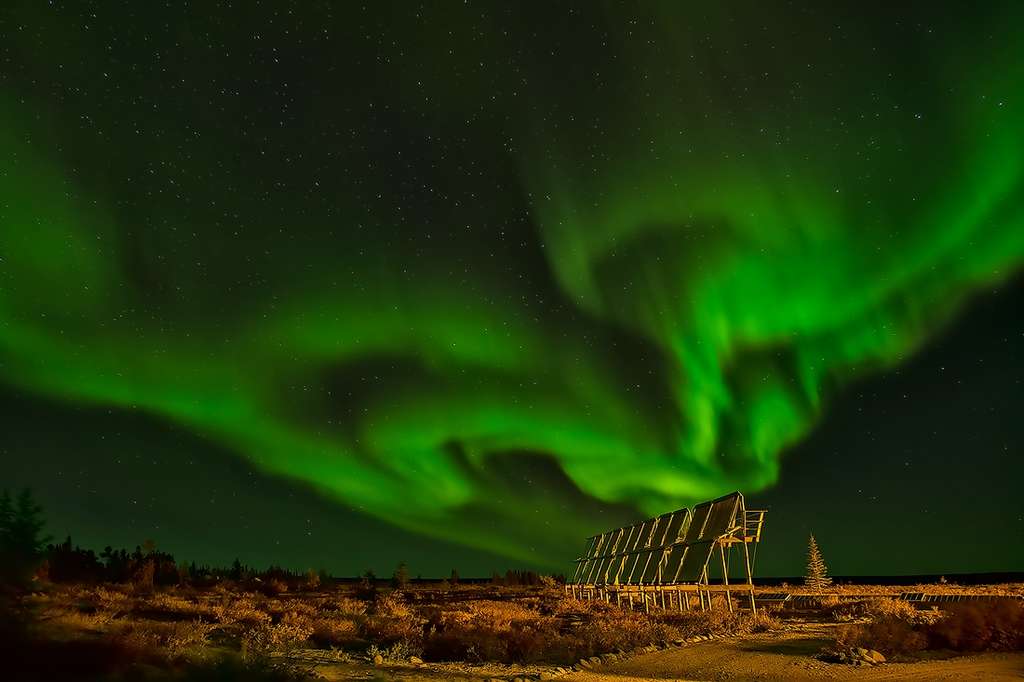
left=309, top=617, right=358, bottom=648
left=836, top=617, right=928, bottom=657
left=928, top=600, right=1024, bottom=652
left=241, top=620, right=314, bottom=661
left=213, top=596, right=273, bottom=625
left=835, top=598, right=1024, bottom=657
left=863, top=597, right=921, bottom=623
left=120, top=619, right=216, bottom=660
left=367, top=639, right=422, bottom=662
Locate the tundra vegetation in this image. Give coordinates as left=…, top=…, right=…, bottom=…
left=2, top=491, right=1022, bottom=680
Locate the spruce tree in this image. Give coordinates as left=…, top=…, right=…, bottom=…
left=391, top=561, right=409, bottom=589
left=805, top=533, right=832, bottom=591
left=0, top=490, right=12, bottom=550
left=0, top=488, right=49, bottom=585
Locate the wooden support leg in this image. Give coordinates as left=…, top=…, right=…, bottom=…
left=720, top=543, right=733, bottom=614
left=700, top=567, right=709, bottom=611
left=742, top=539, right=757, bottom=615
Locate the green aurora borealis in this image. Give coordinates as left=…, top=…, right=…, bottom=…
left=1, top=2, right=1023, bottom=572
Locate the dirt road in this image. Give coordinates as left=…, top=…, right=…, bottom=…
left=570, top=625, right=1024, bottom=682
left=315, top=624, right=1024, bottom=681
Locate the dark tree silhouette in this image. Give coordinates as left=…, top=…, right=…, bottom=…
left=0, top=488, right=50, bottom=587
left=391, top=561, right=409, bottom=589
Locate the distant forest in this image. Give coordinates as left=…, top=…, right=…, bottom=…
left=1, top=488, right=560, bottom=592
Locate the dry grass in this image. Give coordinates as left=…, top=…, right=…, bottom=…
left=835, top=597, right=1024, bottom=658
left=778, top=582, right=1024, bottom=597
left=18, top=580, right=1021, bottom=675
left=19, top=583, right=783, bottom=668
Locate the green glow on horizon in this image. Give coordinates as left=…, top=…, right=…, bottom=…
left=1, top=4, right=1022, bottom=565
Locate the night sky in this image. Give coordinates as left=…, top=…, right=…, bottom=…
left=1, top=3, right=1021, bottom=578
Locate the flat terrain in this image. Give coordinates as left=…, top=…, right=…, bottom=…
left=312, top=623, right=1024, bottom=681
left=10, top=582, right=1023, bottom=681
left=571, top=625, right=1024, bottom=682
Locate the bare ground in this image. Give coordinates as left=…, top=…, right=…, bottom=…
left=570, top=624, right=1024, bottom=681
left=311, top=623, right=1024, bottom=681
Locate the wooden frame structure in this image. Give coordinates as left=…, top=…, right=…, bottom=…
left=565, top=491, right=766, bottom=614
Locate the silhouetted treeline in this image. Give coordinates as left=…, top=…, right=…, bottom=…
left=42, top=536, right=566, bottom=590
left=44, top=538, right=181, bottom=587
left=5, top=488, right=565, bottom=592
left=491, top=569, right=565, bottom=586
left=41, top=537, right=331, bottom=592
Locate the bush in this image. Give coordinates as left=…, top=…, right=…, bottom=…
left=836, top=617, right=928, bottom=657
left=367, top=640, right=422, bottom=663
left=309, top=616, right=359, bottom=648
left=120, top=619, right=216, bottom=661
left=863, top=597, right=921, bottom=623
left=241, top=621, right=314, bottom=661
left=257, top=578, right=289, bottom=596
left=819, top=597, right=913, bottom=623
left=835, top=598, right=1024, bottom=657
left=214, top=596, right=272, bottom=626
left=928, top=600, right=1024, bottom=652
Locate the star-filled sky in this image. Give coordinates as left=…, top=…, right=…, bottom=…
left=1, top=2, right=1022, bottom=578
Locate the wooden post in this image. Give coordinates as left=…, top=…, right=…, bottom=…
left=742, top=537, right=757, bottom=615
left=720, top=543, right=733, bottom=613
left=700, top=566, right=709, bottom=611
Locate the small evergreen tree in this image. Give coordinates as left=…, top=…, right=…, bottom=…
left=805, top=533, right=832, bottom=591
left=357, top=569, right=378, bottom=599
left=0, top=491, right=12, bottom=541
left=449, top=567, right=459, bottom=585
left=0, top=488, right=49, bottom=586
left=391, top=561, right=409, bottom=589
